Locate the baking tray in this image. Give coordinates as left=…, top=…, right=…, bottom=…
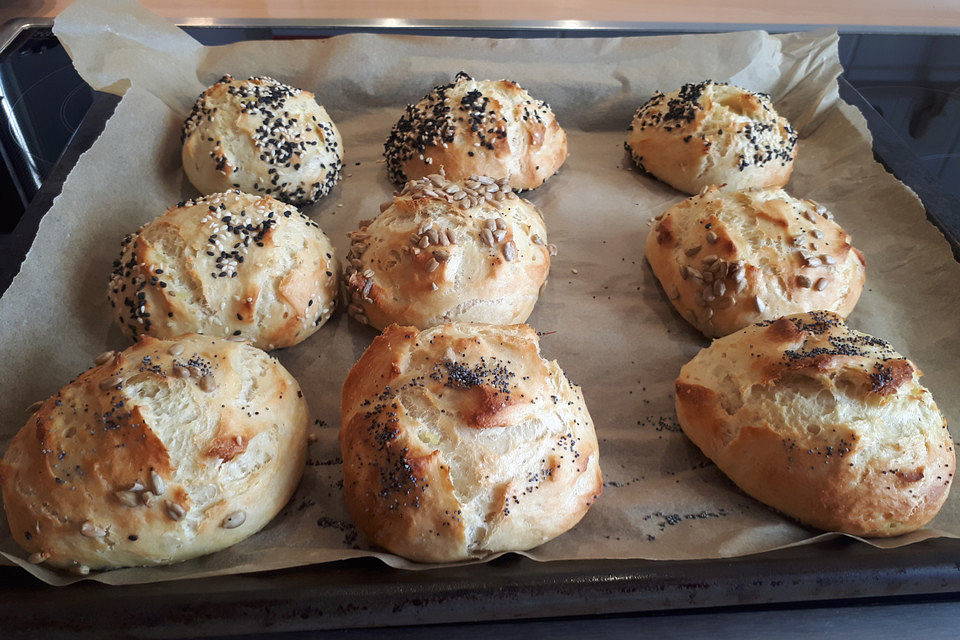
left=1, top=19, right=959, bottom=637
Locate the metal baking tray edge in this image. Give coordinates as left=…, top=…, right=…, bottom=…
left=0, top=19, right=959, bottom=637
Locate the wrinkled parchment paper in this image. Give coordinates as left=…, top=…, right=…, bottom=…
left=1, top=0, right=959, bottom=585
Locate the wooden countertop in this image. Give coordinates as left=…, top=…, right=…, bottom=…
left=4, top=0, right=960, bottom=29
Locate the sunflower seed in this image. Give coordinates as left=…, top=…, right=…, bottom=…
left=379, top=201, right=393, bottom=213
left=452, top=190, right=467, bottom=201
left=426, top=228, right=439, bottom=245
left=28, top=551, right=48, bottom=564
left=814, top=277, right=829, bottom=291
left=444, top=184, right=460, bottom=194
left=815, top=205, right=827, bottom=215
left=362, top=278, right=373, bottom=299
left=458, top=198, right=471, bottom=209
left=484, top=218, right=497, bottom=231
left=532, top=234, right=546, bottom=246
left=797, top=275, right=812, bottom=288
left=481, top=229, right=495, bottom=246
left=702, top=270, right=714, bottom=284
left=548, top=244, right=558, bottom=256
left=703, top=290, right=716, bottom=303
left=495, top=217, right=506, bottom=230
left=811, top=229, right=824, bottom=239
left=433, top=249, right=450, bottom=262
left=703, top=308, right=714, bottom=319
left=141, top=490, right=157, bottom=507
left=684, top=266, right=702, bottom=280
left=717, top=296, right=735, bottom=309
left=199, top=375, right=217, bottom=392
left=684, top=245, right=702, bottom=257
left=149, top=469, right=165, bottom=496
left=486, top=183, right=500, bottom=193
left=425, top=258, right=440, bottom=272
left=445, top=228, right=456, bottom=245
left=422, top=188, right=439, bottom=198
left=478, top=175, right=495, bottom=185
left=26, top=400, right=43, bottom=414
left=702, top=254, right=718, bottom=265
left=417, top=235, right=429, bottom=249
left=493, top=229, right=507, bottom=242
left=173, top=365, right=190, bottom=378
left=98, top=375, right=122, bottom=391
left=362, top=268, right=375, bottom=279
left=803, top=209, right=817, bottom=222
left=116, top=490, right=140, bottom=508
left=504, top=242, right=517, bottom=261
left=706, top=230, right=718, bottom=244
left=806, top=256, right=822, bottom=268
left=713, top=280, right=726, bottom=296
left=755, top=297, right=766, bottom=313
left=823, top=254, right=836, bottom=265
left=80, top=521, right=105, bottom=538
left=167, top=343, right=184, bottom=356
left=735, top=277, right=748, bottom=293
left=438, top=230, right=450, bottom=245
left=94, top=350, right=115, bottom=366
left=221, top=510, right=246, bottom=529
left=166, top=502, right=186, bottom=521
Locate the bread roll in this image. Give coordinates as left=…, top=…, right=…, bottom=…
left=627, top=81, right=797, bottom=194
left=0, top=334, right=308, bottom=572
left=108, top=190, right=339, bottom=351
left=646, top=186, right=865, bottom=338
left=384, top=72, right=567, bottom=190
left=340, top=323, right=602, bottom=562
left=675, top=312, right=954, bottom=537
left=345, top=172, right=554, bottom=330
left=182, top=75, right=343, bottom=205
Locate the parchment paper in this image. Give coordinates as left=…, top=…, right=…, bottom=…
left=1, top=0, right=958, bottom=586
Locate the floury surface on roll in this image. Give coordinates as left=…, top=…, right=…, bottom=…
left=108, top=190, right=339, bottom=351
left=645, top=186, right=865, bottom=338
left=340, top=323, right=602, bottom=563
left=181, top=75, right=343, bottom=205
left=675, top=312, right=954, bottom=537
left=626, top=80, right=797, bottom=194
left=384, top=72, right=568, bottom=190
left=344, top=172, right=554, bottom=330
left=0, top=334, right=309, bottom=572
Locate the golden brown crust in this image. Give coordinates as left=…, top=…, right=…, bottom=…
left=108, top=190, right=339, bottom=350
left=0, top=334, right=309, bottom=571
left=181, top=75, right=343, bottom=205
left=675, top=312, right=955, bottom=537
left=344, top=174, right=552, bottom=330
left=645, top=186, right=865, bottom=338
left=339, top=323, right=602, bottom=562
left=626, top=81, right=797, bottom=194
left=384, top=73, right=567, bottom=190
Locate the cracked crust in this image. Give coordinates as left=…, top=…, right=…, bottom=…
left=339, top=323, right=602, bottom=562
left=0, top=334, right=308, bottom=570
left=108, top=190, right=339, bottom=350
left=344, top=176, right=551, bottom=330
left=626, top=81, right=796, bottom=194
left=674, top=312, right=954, bottom=536
left=645, top=186, right=865, bottom=338
left=384, top=72, right=567, bottom=190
